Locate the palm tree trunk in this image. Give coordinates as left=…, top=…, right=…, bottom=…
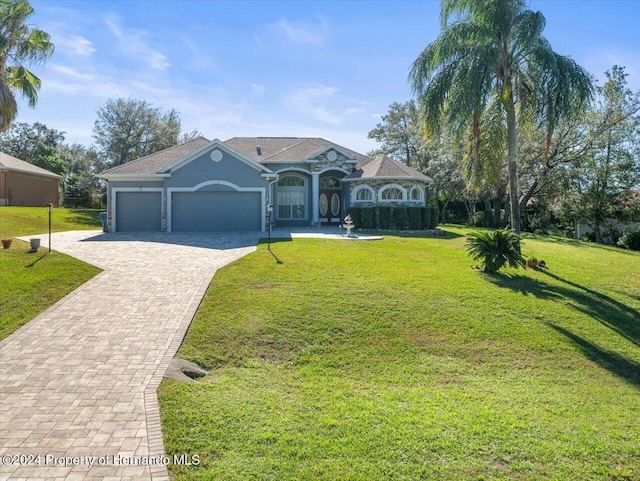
left=504, top=86, right=521, bottom=237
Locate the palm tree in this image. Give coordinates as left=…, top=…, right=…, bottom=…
left=0, top=0, right=54, bottom=132
left=409, top=0, right=592, bottom=236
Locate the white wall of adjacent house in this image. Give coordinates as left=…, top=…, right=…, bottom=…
left=576, top=220, right=639, bottom=240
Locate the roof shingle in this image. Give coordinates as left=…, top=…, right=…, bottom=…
left=344, top=155, right=429, bottom=181
left=0, top=152, right=62, bottom=179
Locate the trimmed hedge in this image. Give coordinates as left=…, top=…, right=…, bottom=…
left=429, top=204, right=439, bottom=229
left=393, top=207, right=406, bottom=230
left=378, top=206, right=392, bottom=229
left=408, top=207, right=422, bottom=230
left=347, top=207, right=362, bottom=229
left=361, top=207, right=375, bottom=229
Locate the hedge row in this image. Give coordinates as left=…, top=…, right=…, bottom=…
left=347, top=205, right=438, bottom=230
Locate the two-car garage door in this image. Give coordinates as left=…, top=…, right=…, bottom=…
left=171, top=191, right=261, bottom=232
left=114, top=190, right=261, bottom=232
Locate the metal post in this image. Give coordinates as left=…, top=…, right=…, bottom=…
left=267, top=204, right=273, bottom=251
left=47, top=203, right=52, bottom=253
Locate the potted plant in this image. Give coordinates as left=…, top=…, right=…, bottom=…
left=1, top=238, right=12, bottom=249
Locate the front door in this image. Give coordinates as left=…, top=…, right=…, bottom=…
left=319, top=190, right=341, bottom=225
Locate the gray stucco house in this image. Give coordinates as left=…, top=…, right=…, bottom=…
left=98, top=137, right=431, bottom=232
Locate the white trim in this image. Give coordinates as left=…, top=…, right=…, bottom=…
left=275, top=172, right=308, bottom=221
left=409, top=185, right=424, bottom=202
left=351, top=184, right=376, bottom=203
left=305, top=145, right=357, bottom=163
left=167, top=180, right=266, bottom=232
left=97, top=174, right=170, bottom=181
left=159, top=139, right=273, bottom=174
left=378, top=184, right=407, bottom=202
left=317, top=166, right=351, bottom=175
left=111, top=187, right=163, bottom=233
left=342, top=175, right=431, bottom=183
left=274, top=167, right=311, bottom=175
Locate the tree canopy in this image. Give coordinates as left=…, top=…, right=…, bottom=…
left=0, top=0, right=54, bottom=131
left=409, top=0, right=593, bottom=236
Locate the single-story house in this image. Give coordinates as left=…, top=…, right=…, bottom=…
left=0, top=152, right=62, bottom=207
left=97, top=137, right=431, bottom=232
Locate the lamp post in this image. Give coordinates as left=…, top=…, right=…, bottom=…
left=46, top=203, right=53, bottom=253
left=267, top=204, right=273, bottom=251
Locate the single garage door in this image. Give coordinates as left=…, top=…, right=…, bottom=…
left=115, top=191, right=162, bottom=232
left=172, top=191, right=261, bottom=231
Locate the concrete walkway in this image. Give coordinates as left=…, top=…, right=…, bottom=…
left=0, top=231, right=261, bottom=480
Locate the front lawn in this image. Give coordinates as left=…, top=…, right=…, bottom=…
left=0, top=206, right=103, bottom=341
left=0, top=206, right=102, bottom=239
left=158, top=228, right=640, bottom=480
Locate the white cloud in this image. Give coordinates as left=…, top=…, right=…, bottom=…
left=53, top=34, right=96, bottom=57
left=48, top=64, right=93, bottom=81
left=105, top=16, right=170, bottom=71
left=271, top=18, right=327, bottom=46
left=250, top=83, right=266, bottom=95
left=285, top=85, right=368, bottom=125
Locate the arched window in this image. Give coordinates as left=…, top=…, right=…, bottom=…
left=276, top=174, right=307, bottom=220
left=320, top=176, right=341, bottom=188
left=378, top=184, right=407, bottom=202
left=351, top=185, right=375, bottom=203
left=278, top=175, right=305, bottom=187
left=410, top=186, right=423, bottom=201
left=381, top=187, right=403, bottom=200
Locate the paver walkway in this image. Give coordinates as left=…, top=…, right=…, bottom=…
left=1, top=231, right=260, bottom=480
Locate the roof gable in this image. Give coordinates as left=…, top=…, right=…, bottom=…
left=98, top=137, right=211, bottom=177
left=0, top=152, right=62, bottom=179
left=344, top=155, right=431, bottom=182
left=159, top=139, right=273, bottom=174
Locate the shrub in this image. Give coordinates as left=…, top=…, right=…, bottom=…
left=378, top=206, right=392, bottom=229
left=470, top=211, right=486, bottom=227
left=618, top=229, right=640, bottom=251
left=465, top=229, right=525, bottom=273
left=361, top=207, right=375, bottom=229
left=392, top=207, right=407, bottom=230
left=429, top=204, right=439, bottom=229
left=421, top=206, right=431, bottom=230
left=581, top=231, right=596, bottom=242
left=407, top=207, right=422, bottom=230
left=347, top=207, right=362, bottom=229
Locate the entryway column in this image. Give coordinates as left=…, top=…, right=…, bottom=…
left=311, top=172, right=319, bottom=226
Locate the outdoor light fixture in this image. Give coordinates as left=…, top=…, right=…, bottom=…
left=267, top=204, right=273, bottom=251
left=46, top=203, right=52, bottom=253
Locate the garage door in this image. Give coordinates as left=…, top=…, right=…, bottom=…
left=115, top=191, right=162, bottom=232
left=172, top=191, right=261, bottom=232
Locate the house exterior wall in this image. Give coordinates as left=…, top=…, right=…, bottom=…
left=0, top=171, right=59, bottom=207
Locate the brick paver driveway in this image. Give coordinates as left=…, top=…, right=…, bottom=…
left=1, top=230, right=260, bottom=480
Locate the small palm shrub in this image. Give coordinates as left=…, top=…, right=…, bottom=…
left=465, top=229, right=525, bottom=273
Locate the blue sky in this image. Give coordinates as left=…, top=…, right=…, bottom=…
left=16, top=0, right=640, bottom=155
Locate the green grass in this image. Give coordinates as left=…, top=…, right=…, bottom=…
left=0, top=206, right=103, bottom=341
left=0, top=206, right=102, bottom=239
left=158, top=227, right=640, bottom=480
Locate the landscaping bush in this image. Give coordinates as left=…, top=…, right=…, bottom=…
left=407, top=207, right=422, bottom=230
left=361, top=207, right=375, bottom=229
left=421, top=206, right=432, bottom=230
left=392, top=207, right=407, bottom=230
left=347, top=207, right=362, bottom=229
left=465, top=229, right=525, bottom=273
left=470, top=211, right=486, bottom=227
left=581, top=231, right=596, bottom=242
left=429, top=204, right=439, bottom=229
left=617, top=229, right=640, bottom=251
left=378, top=206, right=392, bottom=229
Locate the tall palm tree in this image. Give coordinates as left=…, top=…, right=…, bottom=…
left=0, top=0, right=54, bottom=132
left=409, top=0, right=592, bottom=235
